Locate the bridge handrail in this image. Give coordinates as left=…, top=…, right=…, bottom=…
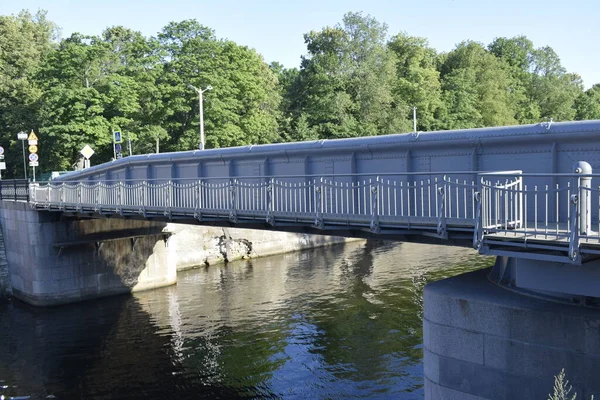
left=474, top=171, right=600, bottom=263
left=29, top=173, right=481, bottom=238
left=52, top=170, right=486, bottom=183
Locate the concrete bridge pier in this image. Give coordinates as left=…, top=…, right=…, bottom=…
left=424, top=265, right=600, bottom=400
left=0, top=200, right=176, bottom=306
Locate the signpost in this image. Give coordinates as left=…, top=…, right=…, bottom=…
left=80, top=145, right=94, bottom=169
left=0, top=146, right=4, bottom=180
left=113, top=131, right=123, bottom=159
left=28, top=130, right=38, bottom=182
left=17, top=131, right=27, bottom=180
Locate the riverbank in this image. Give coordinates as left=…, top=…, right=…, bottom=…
left=0, top=223, right=359, bottom=298
left=166, top=224, right=360, bottom=271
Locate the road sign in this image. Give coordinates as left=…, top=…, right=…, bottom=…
left=29, top=161, right=38, bottom=167
left=0, top=162, right=6, bottom=170
left=29, top=153, right=38, bottom=162
left=17, top=132, right=27, bottom=140
left=114, top=131, right=122, bottom=144
left=80, top=145, right=94, bottom=159
left=115, top=143, right=122, bottom=153
left=29, top=145, right=38, bottom=153
left=28, top=131, right=38, bottom=141
left=0, top=146, right=4, bottom=156
left=116, top=152, right=123, bottom=159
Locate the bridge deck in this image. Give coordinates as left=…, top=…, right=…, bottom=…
left=3, top=168, right=600, bottom=265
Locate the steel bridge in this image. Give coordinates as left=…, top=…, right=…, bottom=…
left=7, top=119, right=600, bottom=298
left=21, top=168, right=600, bottom=264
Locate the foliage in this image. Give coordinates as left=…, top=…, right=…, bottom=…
left=0, top=9, right=596, bottom=175
left=548, top=369, right=594, bottom=400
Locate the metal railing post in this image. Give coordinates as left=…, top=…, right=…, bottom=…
left=229, top=179, right=237, bottom=223
left=573, top=161, right=592, bottom=235
left=569, top=184, right=581, bottom=263
left=473, top=190, right=483, bottom=250
left=370, top=176, right=380, bottom=233
left=314, top=177, right=323, bottom=229
left=266, top=178, right=274, bottom=225
left=436, top=176, right=447, bottom=238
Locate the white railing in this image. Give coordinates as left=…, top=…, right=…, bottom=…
left=474, top=171, right=600, bottom=262
left=29, top=173, right=480, bottom=236
left=26, top=169, right=600, bottom=262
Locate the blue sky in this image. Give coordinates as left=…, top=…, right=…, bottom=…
left=2, top=0, right=599, bottom=88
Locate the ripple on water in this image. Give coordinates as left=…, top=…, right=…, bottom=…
left=0, top=241, right=490, bottom=399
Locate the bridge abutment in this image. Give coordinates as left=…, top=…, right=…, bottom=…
left=0, top=201, right=176, bottom=306
left=424, top=267, right=600, bottom=400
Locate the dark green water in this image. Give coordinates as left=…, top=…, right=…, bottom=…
left=0, top=240, right=492, bottom=399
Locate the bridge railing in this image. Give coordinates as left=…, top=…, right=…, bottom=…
left=29, top=172, right=482, bottom=235
left=475, top=171, right=600, bottom=262
left=0, top=179, right=29, bottom=201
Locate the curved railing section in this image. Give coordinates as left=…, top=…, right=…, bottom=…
left=29, top=173, right=481, bottom=239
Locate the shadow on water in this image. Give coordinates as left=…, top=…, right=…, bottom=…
left=0, top=294, right=266, bottom=399
left=0, top=240, right=493, bottom=399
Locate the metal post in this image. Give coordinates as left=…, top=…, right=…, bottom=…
left=22, top=139, right=27, bottom=181
left=412, top=107, right=417, bottom=133
left=199, top=91, right=204, bottom=150
left=127, top=132, right=132, bottom=156
left=573, top=161, right=592, bottom=235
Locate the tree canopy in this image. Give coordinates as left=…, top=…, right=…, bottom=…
left=0, top=10, right=595, bottom=177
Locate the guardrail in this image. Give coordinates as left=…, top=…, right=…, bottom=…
left=0, top=179, right=29, bottom=201
left=474, top=171, right=600, bottom=263
left=29, top=173, right=483, bottom=237
left=22, top=168, right=600, bottom=263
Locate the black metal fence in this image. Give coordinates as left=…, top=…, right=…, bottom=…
left=0, top=180, right=29, bottom=201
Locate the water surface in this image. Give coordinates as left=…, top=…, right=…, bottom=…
left=0, top=240, right=492, bottom=399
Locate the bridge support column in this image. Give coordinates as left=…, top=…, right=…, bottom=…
left=0, top=200, right=177, bottom=306
left=424, top=267, right=600, bottom=400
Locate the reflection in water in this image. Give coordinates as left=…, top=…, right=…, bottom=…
left=0, top=241, right=492, bottom=399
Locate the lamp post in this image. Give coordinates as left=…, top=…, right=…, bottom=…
left=410, top=106, right=417, bottom=133
left=17, top=131, right=27, bottom=180
left=188, top=84, right=212, bottom=150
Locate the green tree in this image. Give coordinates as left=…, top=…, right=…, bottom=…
left=0, top=10, right=57, bottom=176
left=293, top=12, right=404, bottom=139
left=157, top=20, right=281, bottom=150
left=528, top=46, right=583, bottom=121
left=488, top=36, right=541, bottom=124
left=439, top=41, right=517, bottom=129
left=36, top=33, right=116, bottom=169
left=388, top=32, right=444, bottom=131
left=574, top=84, right=600, bottom=120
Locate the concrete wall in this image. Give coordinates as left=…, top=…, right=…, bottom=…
left=0, top=201, right=176, bottom=306
left=0, top=225, right=9, bottom=297
left=167, top=223, right=355, bottom=270
left=424, top=268, right=600, bottom=400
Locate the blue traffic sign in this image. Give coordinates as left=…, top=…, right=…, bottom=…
left=29, top=153, right=38, bottom=162
left=115, top=143, right=122, bottom=153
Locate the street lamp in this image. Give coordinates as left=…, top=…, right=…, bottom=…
left=187, top=84, right=212, bottom=150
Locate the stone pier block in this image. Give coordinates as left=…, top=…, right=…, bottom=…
left=424, top=268, right=600, bottom=400
left=0, top=200, right=177, bottom=306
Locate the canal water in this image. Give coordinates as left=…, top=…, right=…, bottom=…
left=0, top=240, right=492, bottom=399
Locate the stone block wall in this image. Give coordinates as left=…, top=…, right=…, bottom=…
left=167, top=224, right=355, bottom=270
left=0, top=201, right=176, bottom=306
left=424, top=268, right=600, bottom=400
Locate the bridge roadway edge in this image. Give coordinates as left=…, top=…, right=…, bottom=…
left=424, top=267, right=600, bottom=400
left=0, top=200, right=177, bottom=306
